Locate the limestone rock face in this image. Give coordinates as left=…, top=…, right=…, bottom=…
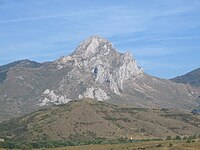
left=39, top=89, right=71, bottom=106
left=56, top=36, right=143, bottom=96
left=79, top=87, right=109, bottom=101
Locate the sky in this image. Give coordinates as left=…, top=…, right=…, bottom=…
left=0, top=0, right=200, bottom=79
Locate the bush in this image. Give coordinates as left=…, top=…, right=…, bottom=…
left=169, top=143, right=173, bottom=147
left=166, top=136, right=172, bottom=140
left=186, top=139, right=192, bottom=143
left=188, top=135, right=196, bottom=140
left=173, top=135, right=181, bottom=140
left=0, top=141, right=16, bottom=149
left=197, top=134, right=200, bottom=139
left=156, top=144, right=162, bottom=147
left=117, top=137, right=127, bottom=143
left=182, top=136, right=187, bottom=140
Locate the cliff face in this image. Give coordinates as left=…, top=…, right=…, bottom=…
left=56, top=36, right=142, bottom=97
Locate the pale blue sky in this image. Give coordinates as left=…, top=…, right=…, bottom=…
left=0, top=0, right=200, bottom=78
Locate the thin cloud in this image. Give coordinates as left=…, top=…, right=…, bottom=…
left=133, top=47, right=178, bottom=57
left=149, top=36, right=200, bottom=41
left=0, top=5, right=131, bottom=24
left=0, top=14, right=74, bottom=24
left=139, top=60, right=183, bottom=69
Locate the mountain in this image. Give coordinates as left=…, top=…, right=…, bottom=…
left=171, top=68, right=200, bottom=87
left=0, top=59, right=41, bottom=83
left=171, top=68, right=200, bottom=115
left=0, top=36, right=199, bottom=122
left=0, top=99, right=200, bottom=142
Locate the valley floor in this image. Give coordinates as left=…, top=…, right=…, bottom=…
left=30, top=140, right=200, bottom=150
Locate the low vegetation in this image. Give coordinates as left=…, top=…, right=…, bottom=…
left=0, top=135, right=199, bottom=149
left=1, top=139, right=200, bottom=150
left=0, top=99, right=200, bottom=149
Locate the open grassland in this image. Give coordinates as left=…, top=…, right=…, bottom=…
left=34, top=140, right=200, bottom=150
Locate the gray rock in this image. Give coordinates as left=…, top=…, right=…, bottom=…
left=80, top=87, right=109, bottom=101
left=56, top=36, right=142, bottom=95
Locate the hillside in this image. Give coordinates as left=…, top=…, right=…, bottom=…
left=0, top=99, right=200, bottom=142
left=171, top=68, right=200, bottom=87
left=0, top=36, right=199, bottom=122
left=0, top=59, right=41, bottom=83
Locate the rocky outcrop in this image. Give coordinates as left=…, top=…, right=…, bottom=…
left=56, top=36, right=143, bottom=96
left=39, top=89, right=71, bottom=106
left=79, top=87, right=109, bottom=101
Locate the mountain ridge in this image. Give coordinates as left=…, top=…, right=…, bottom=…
left=0, top=36, right=199, bottom=121
left=0, top=59, right=41, bottom=83
left=171, top=68, right=200, bottom=87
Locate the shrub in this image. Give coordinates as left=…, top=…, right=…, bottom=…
left=182, top=136, right=187, bottom=140
left=156, top=144, right=162, bottom=147
left=188, top=135, right=196, bottom=140
left=173, top=135, right=181, bottom=140
left=169, top=143, right=173, bottom=147
left=186, top=139, right=192, bottom=143
left=166, top=136, right=172, bottom=140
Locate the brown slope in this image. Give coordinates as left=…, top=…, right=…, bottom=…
left=120, top=73, right=200, bottom=110
left=171, top=68, right=200, bottom=87
left=0, top=62, right=70, bottom=120
left=0, top=99, right=200, bottom=142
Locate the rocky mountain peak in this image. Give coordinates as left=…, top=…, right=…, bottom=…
left=55, top=36, right=143, bottom=98
left=72, top=35, right=114, bottom=58
left=57, top=36, right=141, bottom=71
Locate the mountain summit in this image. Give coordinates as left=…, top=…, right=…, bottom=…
left=0, top=36, right=199, bottom=121
left=56, top=36, right=143, bottom=95
left=73, top=36, right=113, bottom=58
